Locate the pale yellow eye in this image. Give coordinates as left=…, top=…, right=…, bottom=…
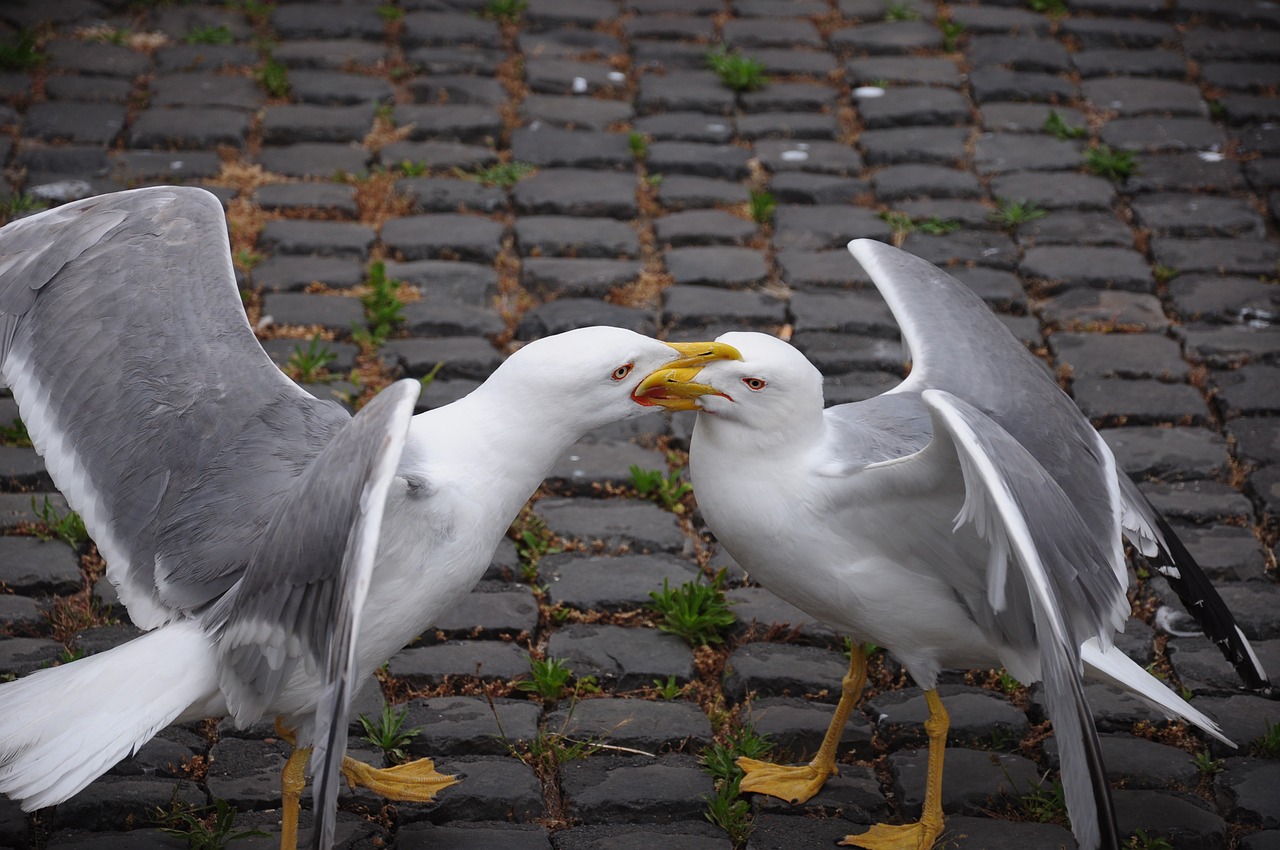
left=743, top=377, right=766, bottom=391
left=612, top=363, right=634, bottom=381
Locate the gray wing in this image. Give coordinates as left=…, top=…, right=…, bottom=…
left=204, top=379, right=420, bottom=850
left=846, top=238, right=1125, bottom=579
left=0, top=187, right=348, bottom=629
left=846, top=239, right=1271, bottom=695
left=921, top=390, right=1122, bottom=850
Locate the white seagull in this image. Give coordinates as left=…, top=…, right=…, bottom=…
left=0, top=186, right=737, bottom=850
left=634, top=238, right=1270, bottom=850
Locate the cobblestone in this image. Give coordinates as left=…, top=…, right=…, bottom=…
left=1, top=1, right=1278, bottom=847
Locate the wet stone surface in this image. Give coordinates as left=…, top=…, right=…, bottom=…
left=0, top=0, right=1277, bottom=848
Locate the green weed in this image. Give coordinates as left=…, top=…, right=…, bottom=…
left=397, top=159, right=429, bottom=177
left=1043, top=110, right=1086, bottom=140
left=706, top=47, right=769, bottom=93
left=880, top=210, right=916, bottom=237
left=0, top=417, right=31, bottom=447
left=418, top=360, right=445, bottom=389
left=31, top=496, right=89, bottom=550
left=184, top=25, right=234, bottom=45
left=528, top=729, right=598, bottom=762
left=704, top=782, right=754, bottom=846
left=1027, top=0, right=1067, bottom=15
left=884, top=1, right=919, bottom=20
left=377, top=4, right=403, bottom=21
left=1084, top=144, right=1139, bottom=182
left=917, top=216, right=961, bottom=235
left=994, top=669, right=1022, bottom=694
left=629, top=131, right=649, bottom=159
left=233, top=248, right=263, bottom=273
left=514, top=656, right=576, bottom=704
left=699, top=724, right=773, bottom=785
left=989, top=198, right=1047, bottom=231
left=359, top=702, right=421, bottom=765
left=1152, top=265, right=1178, bottom=284
left=1248, top=718, right=1280, bottom=758
left=481, top=0, right=527, bottom=22
left=748, top=189, right=776, bottom=224
left=652, top=675, right=685, bottom=700
left=0, top=31, right=44, bottom=71
left=0, top=193, right=49, bottom=223
left=462, top=161, right=536, bottom=188
left=1192, top=750, right=1223, bottom=776
left=286, top=334, right=337, bottom=383
left=647, top=572, right=737, bottom=647
left=1128, top=829, right=1173, bottom=850
left=511, top=513, right=560, bottom=585
left=1019, top=776, right=1068, bottom=823
left=353, top=261, right=406, bottom=349
left=699, top=723, right=773, bottom=846
left=157, top=798, right=269, bottom=849
left=629, top=464, right=693, bottom=514
left=254, top=57, right=290, bottom=98
left=938, top=18, right=965, bottom=52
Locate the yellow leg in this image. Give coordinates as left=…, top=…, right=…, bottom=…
left=279, top=744, right=309, bottom=850
left=737, top=644, right=868, bottom=804
left=840, top=688, right=949, bottom=850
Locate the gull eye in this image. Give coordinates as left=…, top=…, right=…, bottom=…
left=612, top=363, right=634, bottom=381
left=743, top=377, right=767, bottom=391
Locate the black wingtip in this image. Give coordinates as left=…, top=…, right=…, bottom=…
left=1149, top=514, right=1271, bottom=694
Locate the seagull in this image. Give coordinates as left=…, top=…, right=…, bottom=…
left=0, top=186, right=738, bottom=850
left=634, top=238, right=1270, bottom=850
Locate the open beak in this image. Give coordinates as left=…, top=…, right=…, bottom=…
left=632, top=341, right=741, bottom=411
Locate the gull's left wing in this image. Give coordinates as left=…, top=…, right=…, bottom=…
left=204, top=379, right=421, bottom=850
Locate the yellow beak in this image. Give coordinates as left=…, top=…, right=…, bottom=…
left=632, top=341, right=741, bottom=411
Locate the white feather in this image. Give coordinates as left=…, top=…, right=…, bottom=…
left=0, top=619, right=219, bottom=811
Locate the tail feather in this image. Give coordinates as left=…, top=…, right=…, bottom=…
left=1081, top=638, right=1233, bottom=747
left=0, top=618, right=219, bottom=810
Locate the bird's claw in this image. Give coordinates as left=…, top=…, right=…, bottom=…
left=839, top=821, right=941, bottom=850
left=340, top=756, right=460, bottom=802
left=735, top=757, right=835, bottom=805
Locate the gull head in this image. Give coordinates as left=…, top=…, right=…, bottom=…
left=502, top=327, right=741, bottom=428
left=633, top=331, right=824, bottom=433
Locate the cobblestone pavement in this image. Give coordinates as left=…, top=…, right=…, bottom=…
left=1, top=0, right=1278, bottom=847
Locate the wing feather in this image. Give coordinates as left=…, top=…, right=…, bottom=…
left=202, top=380, right=420, bottom=849
left=0, top=187, right=347, bottom=628
left=1117, top=476, right=1271, bottom=692
left=922, top=389, right=1122, bottom=850
left=847, top=238, right=1123, bottom=576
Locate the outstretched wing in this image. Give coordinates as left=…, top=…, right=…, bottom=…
left=0, top=187, right=348, bottom=629
left=921, top=389, right=1124, bottom=850
left=204, top=379, right=420, bottom=850
left=848, top=238, right=1270, bottom=696
left=847, top=239, right=1127, bottom=580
